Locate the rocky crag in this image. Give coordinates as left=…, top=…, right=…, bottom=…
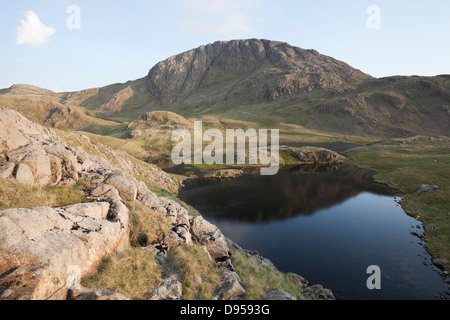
left=0, top=107, right=334, bottom=300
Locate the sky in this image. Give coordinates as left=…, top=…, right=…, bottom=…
left=0, top=0, right=449, bottom=92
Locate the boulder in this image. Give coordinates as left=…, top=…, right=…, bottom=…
left=432, top=258, right=448, bottom=269
left=417, top=184, right=439, bottom=194
left=0, top=201, right=129, bottom=300
left=68, top=284, right=130, bottom=300
left=264, top=289, right=296, bottom=300
left=302, top=285, right=335, bottom=300
left=164, top=225, right=192, bottom=247
left=215, top=270, right=246, bottom=300
left=0, top=107, right=56, bottom=154
left=89, top=183, right=122, bottom=201
left=12, top=163, right=35, bottom=185
left=105, top=174, right=138, bottom=202
left=190, top=217, right=230, bottom=260
left=7, top=144, right=53, bottom=187
left=150, top=275, right=183, bottom=300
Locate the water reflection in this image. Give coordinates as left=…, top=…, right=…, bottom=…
left=178, top=165, right=450, bottom=300
left=179, top=165, right=394, bottom=223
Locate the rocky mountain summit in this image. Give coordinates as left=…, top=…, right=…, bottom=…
left=147, top=39, right=372, bottom=105
left=1, top=39, right=449, bottom=139
left=0, top=107, right=334, bottom=300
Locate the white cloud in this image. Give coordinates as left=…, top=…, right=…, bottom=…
left=16, top=11, right=56, bottom=48
left=178, top=0, right=261, bottom=37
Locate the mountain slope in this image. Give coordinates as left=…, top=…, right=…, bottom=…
left=1, top=39, right=449, bottom=139
left=147, top=39, right=372, bottom=106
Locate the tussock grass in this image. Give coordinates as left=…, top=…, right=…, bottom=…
left=166, top=244, right=223, bottom=300
left=0, top=181, right=87, bottom=210
left=127, top=201, right=173, bottom=247
left=229, top=246, right=304, bottom=300
left=82, top=248, right=162, bottom=300
left=138, top=175, right=201, bottom=217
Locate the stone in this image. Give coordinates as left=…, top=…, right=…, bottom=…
left=0, top=162, right=15, bottom=180
left=90, top=183, right=122, bottom=201
left=164, top=225, right=192, bottom=247
left=215, top=270, right=246, bottom=300
left=13, top=163, right=35, bottom=185
left=68, top=284, right=130, bottom=300
left=264, top=289, right=296, bottom=300
left=7, top=144, right=52, bottom=187
left=302, top=284, right=336, bottom=300
left=0, top=107, right=57, bottom=154
left=0, top=216, right=26, bottom=248
left=150, top=275, right=183, bottom=300
left=0, top=202, right=129, bottom=300
left=1, top=207, right=55, bottom=241
left=432, top=258, right=448, bottom=269
left=190, top=217, right=230, bottom=260
left=62, top=202, right=110, bottom=220
left=417, top=184, right=439, bottom=194
left=105, top=174, right=138, bottom=202
left=424, top=224, right=439, bottom=231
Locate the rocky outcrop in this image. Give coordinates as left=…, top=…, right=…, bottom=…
left=282, top=146, right=345, bottom=165
left=0, top=107, right=334, bottom=301
left=147, top=39, right=371, bottom=105
left=0, top=201, right=129, bottom=300
left=227, top=239, right=336, bottom=300
left=265, top=290, right=296, bottom=300
left=150, top=275, right=183, bottom=300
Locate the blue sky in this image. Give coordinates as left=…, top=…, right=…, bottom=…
left=1, top=0, right=449, bottom=92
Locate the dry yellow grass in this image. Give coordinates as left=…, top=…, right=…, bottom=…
left=82, top=248, right=162, bottom=300
left=166, top=244, right=223, bottom=300
left=229, top=246, right=304, bottom=300
left=127, top=201, right=173, bottom=247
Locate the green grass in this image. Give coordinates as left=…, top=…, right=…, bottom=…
left=346, top=138, right=450, bottom=271
left=0, top=181, right=88, bottom=210
left=229, top=246, right=305, bottom=300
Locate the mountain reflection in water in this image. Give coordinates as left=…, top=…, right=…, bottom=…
left=178, top=165, right=450, bottom=300
left=179, top=165, right=394, bottom=223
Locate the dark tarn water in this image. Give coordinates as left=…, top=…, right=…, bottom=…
left=178, top=165, right=450, bottom=300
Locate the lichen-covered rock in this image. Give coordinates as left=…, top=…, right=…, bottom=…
left=105, top=174, right=138, bottom=202
left=68, top=284, right=130, bottom=300
left=215, top=270, right=246, bottom=300
left=0, top=201, right=129, bottom=300
left=190, top=217, right=230, bottom=260
left=264, top=290, right=296, bottom=300
left=150, top=275, right=183, bottom=300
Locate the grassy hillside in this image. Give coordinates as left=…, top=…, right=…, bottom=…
left=345, top=137, right=450, bottom=272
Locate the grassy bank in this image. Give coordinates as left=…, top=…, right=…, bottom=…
left=345, top=137, right=450, bottom=272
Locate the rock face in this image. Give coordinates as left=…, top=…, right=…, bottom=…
left=282, top=146, right=345, bottom=164
left=147, top=39, right=371, bottom=105
left=0, top=107, right=244, bottom=300
left=0, top=201, right=129, bottom=300
left=0, top=107, right=335, bottom=301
